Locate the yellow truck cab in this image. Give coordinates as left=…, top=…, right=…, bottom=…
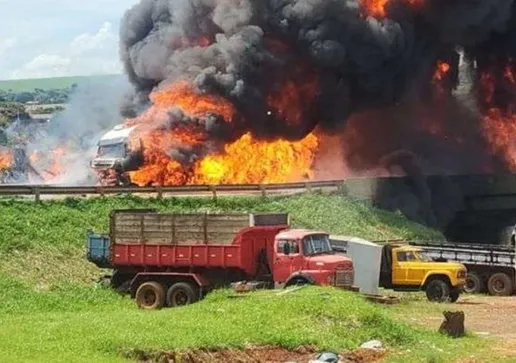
left=380, top=244, right=467, bottom=302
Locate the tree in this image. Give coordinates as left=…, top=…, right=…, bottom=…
left=0, top=102, right=30, bottom=126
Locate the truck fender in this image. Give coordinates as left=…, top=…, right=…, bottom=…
left=422, top=271, right=453, bottom=287
left=285, top=273, right=315, bottom=287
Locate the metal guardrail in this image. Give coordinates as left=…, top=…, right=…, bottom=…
left=0, top=179, right=348, bottom=202
left=5, top=172, right=516, bottom=203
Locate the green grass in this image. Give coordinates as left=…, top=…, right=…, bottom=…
left=0, top=282, right=488, bottom=363
left=0, top=74, right=121, bottom=91
left=1, top=192, right=480, bottom=362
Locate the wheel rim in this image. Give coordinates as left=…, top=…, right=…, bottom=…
left=143, top=289, right=157, bottom=306
left=173, top=290, right=190, bottom=306
left=465, top=278, right=477, bottom=293
left=493, top=279, right=505, bottom=293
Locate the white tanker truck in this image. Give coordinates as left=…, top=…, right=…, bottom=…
left=90, top=124, right=144, bottom=186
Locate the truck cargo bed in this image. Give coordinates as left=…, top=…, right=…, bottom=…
left=409, top=241, right=516, bottom=268
left=110, top=210, right=289, bottom=245
left=86, top=210, right=290, bottom=277
left=112, top=243, right=242, bottom=268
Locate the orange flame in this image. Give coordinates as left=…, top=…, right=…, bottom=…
left=480, top=63, right=516, bottom=170
left=431, top=60, right=451, bottom=97
left=361, top=0, right=422, bottom=17
left=362, top=0, right=389, bottom=17
left=432, top=61, right=450, bottom=82
left=0, top=152, right=13, bottom=169
left=267, top=74, right=319, bottom=127
left=193, top=132, right=318, bottom=184
left=47, top=148, right=66, bottom=176
left=482, top=108, right=516, bottom=171
left=150, top=81, right=235, bottom=122
left=126, top=79, right=319, bottom=186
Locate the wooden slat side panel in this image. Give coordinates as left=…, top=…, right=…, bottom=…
left=113, top=212, right=253, bottom=245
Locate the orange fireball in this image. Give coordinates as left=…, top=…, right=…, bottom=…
left=126, top=80, right=319, bottom=186
left=193, top=132, right=318, bottom=185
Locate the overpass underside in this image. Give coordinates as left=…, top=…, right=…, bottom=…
left=342, top=173, right=516, bottom=244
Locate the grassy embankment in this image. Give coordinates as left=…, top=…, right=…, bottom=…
left=0, top=192, right=493, bottom=362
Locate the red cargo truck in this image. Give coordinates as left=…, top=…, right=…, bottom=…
left=86, top=209, right=355, bottom=309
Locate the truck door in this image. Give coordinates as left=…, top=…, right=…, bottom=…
left=392, top=251, right=410, bottom=285
left=393, top=250, right=420, bottom=286
left=273, top=239, right=303, bottom=283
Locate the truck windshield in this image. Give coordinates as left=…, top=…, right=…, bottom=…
left=397, top=250, right=433, bottom=262
left=414, top=251, right=433, bottom=262
left=303, top=234, right=332, bottom=256
left=98, top=143, right=125, bottom=158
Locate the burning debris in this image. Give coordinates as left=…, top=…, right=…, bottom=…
left=85, top=0, right=513, bottom=187
left=6, top=0, right=516, bottom=201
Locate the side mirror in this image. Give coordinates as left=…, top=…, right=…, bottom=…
left=283, top=243, right=291, bottom=255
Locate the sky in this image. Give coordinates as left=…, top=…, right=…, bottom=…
left=0, top=0, right=140, bottom=80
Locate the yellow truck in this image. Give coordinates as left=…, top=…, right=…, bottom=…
left=380, top=244, right=467, bottom=302
left=330, top=237, right=467, bottom=302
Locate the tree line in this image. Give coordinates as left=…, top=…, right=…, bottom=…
left=0, top=85, right=75, bottom=105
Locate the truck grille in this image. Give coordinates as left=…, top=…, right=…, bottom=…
left=335, top=270, right=354, bottom=287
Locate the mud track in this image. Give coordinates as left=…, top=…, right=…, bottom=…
left=124, top=345, right=385, bottom=363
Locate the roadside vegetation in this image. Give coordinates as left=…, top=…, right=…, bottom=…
left=0, top=192, right=497, bottom=362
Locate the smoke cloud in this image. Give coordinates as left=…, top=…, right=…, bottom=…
left=6, top=76, right=133, bottom=185
left=119, top=0, right=516, bottom=141
left=114, top=0, right=516, bottom=238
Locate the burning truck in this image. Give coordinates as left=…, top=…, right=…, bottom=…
left=90, top=124, right=144, bottom=186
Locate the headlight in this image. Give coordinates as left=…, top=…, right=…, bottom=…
left=457, top=270, right=467, bottom=279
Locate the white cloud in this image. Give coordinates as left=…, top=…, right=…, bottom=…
left=9, top=22, right=122, bottom=80
left=0, top=38, right=17, bottom=57
left=0, top=0, right=140, bottom=80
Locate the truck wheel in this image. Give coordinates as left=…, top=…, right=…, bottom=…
left=487, top=273, right=513, bottom=296
left=166, top=282, right=199, bottom=307
left=285, top=277, right=310, bottom=287
left=449, top=288, right=461, bottom=303
left=135, top=281, right=165, bottom=310
left=464, top=272, right=484, bottom=294
left=426, top=279, right=450, bottom=302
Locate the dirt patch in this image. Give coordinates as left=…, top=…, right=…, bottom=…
left=412, top=295, right=516, bottom=360
left=421, top=296, right=516, bottom=337
left=122, top=345, right=385, bottom=363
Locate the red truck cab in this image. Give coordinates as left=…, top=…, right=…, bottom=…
left=273, top=229, right=354, bottom=288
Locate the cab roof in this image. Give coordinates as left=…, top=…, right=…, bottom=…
left=275, top=229, right=328, bottom=240
left=99, top=124, right=137, bottom=144
left=392, top=244, right=422, bottom=252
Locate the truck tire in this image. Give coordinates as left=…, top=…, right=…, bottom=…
left=487, top=273, right=513, bottom=296
left=425, top=279, right=450, bottom=302
left=449, top=287, right=461, bottom=303
left=135, top=281, right=165, bottom=310
left=166, top=282, right=199, bottom=307
left=464, top=272, right=483, bottom=294
left=285, top=276, right=311, bottom=287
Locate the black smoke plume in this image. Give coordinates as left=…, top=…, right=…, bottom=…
left=119, top=0, right=516, bottom=240
left=119, top=0, right=515, bottom=140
